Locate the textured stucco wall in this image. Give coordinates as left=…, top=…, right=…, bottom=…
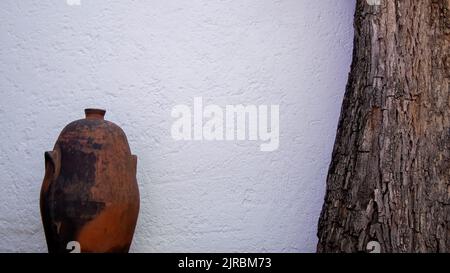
left=0, top=0, right=355, bottom=252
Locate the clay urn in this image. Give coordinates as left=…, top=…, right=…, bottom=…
left=40, top=109, right=140, bottom=253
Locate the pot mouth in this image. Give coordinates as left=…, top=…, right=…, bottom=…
left=85, top=108, right=106, bottom=120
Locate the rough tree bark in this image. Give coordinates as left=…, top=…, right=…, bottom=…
left=317, top=0, right=449, bottom=253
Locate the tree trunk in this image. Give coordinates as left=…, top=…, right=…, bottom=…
left=317, top=0, right=449, bottom=253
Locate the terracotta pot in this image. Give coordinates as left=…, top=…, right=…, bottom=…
left=40, top=109, right=140, bottom=253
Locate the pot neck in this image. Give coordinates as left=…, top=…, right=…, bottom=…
left=85, top=109, right=106, bottom=120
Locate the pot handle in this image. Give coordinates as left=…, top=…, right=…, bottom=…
left=44, top=145, right=61, bottom=182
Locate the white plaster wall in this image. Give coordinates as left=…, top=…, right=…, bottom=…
left=0, top=0, right=355, bottom=252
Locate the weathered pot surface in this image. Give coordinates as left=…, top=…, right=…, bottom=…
left=40, top=109, right=140, bottom=253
